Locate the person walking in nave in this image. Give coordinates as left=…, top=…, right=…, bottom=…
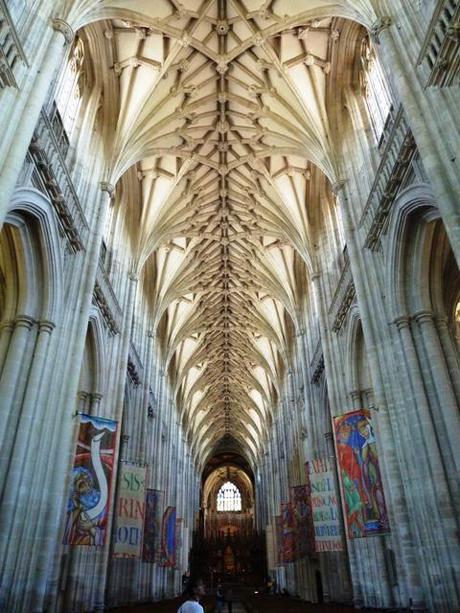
left=216, top=582, right=225, bottom=612
left=178, top=578, right=206, bottom=613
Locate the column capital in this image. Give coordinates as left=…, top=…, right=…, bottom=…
left=323, top=431, right=334, bottom=441
left=370, top=16, right=393, bottom=44
left=128, top=271, right=139, bottom=282
left=393, top=315, right=410, bottom=330
left=77, top=390, right=90, bottom=401
left=331, top=178, right=347, bottom=195
left=413, top=309, right=434, bottom=325
left=100, top=181, right=116, bottom=198
left=435, top=315, right=449, bottom=330
left=38, top=320, right=56, bottom=333
left=15, top=314, right=35, bottom=330
left=311, top=270, right=322, bottom=281
left=0, top=320, right=15, bottom=332
left=349, top=389, right=361, bottom=402
left=52, top=18, right=75, bottom=45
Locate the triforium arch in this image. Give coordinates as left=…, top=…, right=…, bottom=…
left=0, top=1, right=459, bottom=612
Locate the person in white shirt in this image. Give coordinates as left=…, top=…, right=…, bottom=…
left=177, top=578, right=206, bottom=613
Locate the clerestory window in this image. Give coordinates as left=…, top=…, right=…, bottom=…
left=217, top=481, right=242, bottom=512
left=54, top=37, right=86, bottom=138
left=360, top=36, right=393, bottom=145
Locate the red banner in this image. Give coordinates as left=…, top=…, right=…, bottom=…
left=280, top=502, right=296, bottom=563
left=291, top=483, right=315, bottom=559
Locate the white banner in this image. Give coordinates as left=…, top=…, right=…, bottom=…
left=113, top=463, right=146, bottom=558
left=308, top=458, right=343, bottom=552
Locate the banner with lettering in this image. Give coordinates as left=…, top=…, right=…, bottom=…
left=291, top=484, right=315, bottom=559
left=333, top=409, right=390, bottom=538
left=63, top=414, right=117, bottom=546
left=113, top=463, right=146, bottom=557
left=160, top=506, right=176, bottom=567
left=142, top=489, right=164, bottom=563
left=307, top=458, right=343, bottom=552
left=280, top=502, right=296, bottom=563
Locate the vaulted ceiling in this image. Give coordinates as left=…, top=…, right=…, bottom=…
left=76, top=0, right=374, bottom=469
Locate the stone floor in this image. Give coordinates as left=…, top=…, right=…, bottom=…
left=242, top=594, right=387, bottom=612
left=109, top=592, right=387, bottom=612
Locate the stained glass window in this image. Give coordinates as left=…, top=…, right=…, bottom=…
left=217, top=481, right=242, bottom=512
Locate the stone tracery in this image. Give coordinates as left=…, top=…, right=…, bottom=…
left=90, top=1, right=354, bottom=470
left=0, top=0, right=459, bottom=611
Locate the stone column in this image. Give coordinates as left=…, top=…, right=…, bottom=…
left=435, top=316, right=460, bottom=402
left=324, top=431, right=354, bottom=604
left=0, top=315, right=35, bottom=466
left=120, top=434, right=130, bottom=462
left=375, top=18, right=460, bottom=264
left=90, top=392, right=103, bottom=414
left=393, top=315, right=452, bottom=609
left=413, top=310, right=460, bottom=467
left=336, top=184, right=427, bottom=610
left=310, top=271, right=342, bottom=422
left=0, top=18, right=74, bottom=225
left=350, top=389, right=362, bottom=409
left=94, top=271, right=139, bottom=610
left=0, top=319, right=55, bottom=608
left=77, top=391, right=90, bottom=412
left=0, top=320, right=14, bottom=370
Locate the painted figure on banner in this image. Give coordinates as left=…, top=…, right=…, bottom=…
left=291, top=484, right=315, bottom=558
left=142, top=489, right=164, bottom=563
left=63, top=414, right=118, bottom=546
left=161, top=506, right=176, bottom=567
left=280, top=502, right=295, bottom=563
left=334, top=409, right=389, bottom=538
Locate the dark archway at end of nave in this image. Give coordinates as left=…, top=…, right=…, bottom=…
left=189, top=449, right=266, bottom=590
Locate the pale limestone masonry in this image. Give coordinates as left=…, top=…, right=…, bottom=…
left=0, top=1, right=459, bottom=612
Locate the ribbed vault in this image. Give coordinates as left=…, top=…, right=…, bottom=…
left=77, top=0, right=373, bottom=469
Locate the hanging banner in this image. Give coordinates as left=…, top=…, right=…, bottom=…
left=160, top=506, right=176, bottom=567
left=63, top=414, right=118, bottom=546
left=142, top=489, right=164, bottom=563
left=280, top=502, right=296, bottom=563
left=113, top=463, right=146, bottom=557
left=307, top=458, right=344, bottom=552
left=175, top=517, right=183, bottom=569
left=291, top=484, right=315, bottom=559
left=274, top=515, right=283, bottom=565
left=333, top=409, right=390, bottom=538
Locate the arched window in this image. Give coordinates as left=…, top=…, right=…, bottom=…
left=217, top=481, right=242, bottom=512
left=360, top=36, right=393, bottom=145
left=54, top=37, right=86, bottom=138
